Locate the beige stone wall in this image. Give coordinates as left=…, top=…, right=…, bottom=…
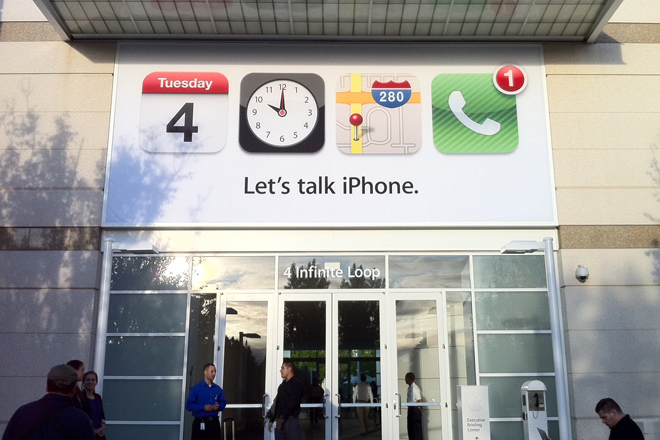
left=0, top=28, right=116, bottom=435
left=546, top=22, right=660, bottom=440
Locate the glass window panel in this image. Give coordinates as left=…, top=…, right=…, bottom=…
left=478, top=334, right=554, bottom=373
left=490, top=421, right=524, bottom=440
left=220, top=408, right=270, bottom=439
left=473, top=255, right=547, bottom=288
left=389, top=255, right=470, bottom=288
left=284, top=301, right=326, bottom=351
left=191, top=256, right=275, bottom=290
left=279, top=256, right=385, bottom=289
left=108, top=294, right=187, bottom=333
left=105, top=336, right=184, bottom=376
left=106, top=424, right=180, bottom=440
left=338, top=300, right=379, bottom=350
left=475, top=291, right=550, bottom=331
left=103, top=379, right=182, bottom=421
left=479, top=376, right=557, bottom=418
left=396, top=300, right=441, bottom=440
left=283, top=299, right=327, bottom=426
left=185, top=293, right=217, bottom=380
left=111, top=257, right=189, bottom=290
left=183, top=293, right=217, bottom=440
left=223, top=302, right=268, bottom=404
left=338, top=300, right=382, bottom=438
left=447, top=291, right=475, bottom=440
left=548, top=420, right=559, bottom=440
left=447, top=292, right=476, bottom=384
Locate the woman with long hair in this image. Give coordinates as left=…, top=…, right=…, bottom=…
left=81, top=370, right=107, bottom=438
left=66, top=359, right=85, bottom=409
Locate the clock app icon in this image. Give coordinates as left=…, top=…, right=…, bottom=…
left=240, top=73, right=325, bottom=153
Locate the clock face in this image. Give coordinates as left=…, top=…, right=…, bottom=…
left=240, top=74, right=325, bottom=153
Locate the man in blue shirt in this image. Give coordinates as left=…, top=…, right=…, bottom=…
left=186, top=363, right=227, bottom=440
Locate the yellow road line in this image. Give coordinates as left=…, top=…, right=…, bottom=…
left=350, top=73, right=363, bottom=154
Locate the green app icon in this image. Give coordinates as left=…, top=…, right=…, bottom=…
left=432, top=74, right=518, bottom=154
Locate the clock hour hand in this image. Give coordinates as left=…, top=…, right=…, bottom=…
left=266, top=89, right=288, bottom=117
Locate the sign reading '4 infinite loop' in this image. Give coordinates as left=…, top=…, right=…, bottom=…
left=138, top=65, right=527, bottom=155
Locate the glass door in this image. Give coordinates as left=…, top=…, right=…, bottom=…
left=387, top=293, right=450, bottom=440
left=217, top=294, right=276, bottom=440
left=332, top=293, right=387, bottom=440
left=277, top=292, right=388, bottom=440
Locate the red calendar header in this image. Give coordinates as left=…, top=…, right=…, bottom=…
left=142, top=72, right=228, bottom=94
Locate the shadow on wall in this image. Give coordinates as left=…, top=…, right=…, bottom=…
left=0, top=81, right=172, bottom=412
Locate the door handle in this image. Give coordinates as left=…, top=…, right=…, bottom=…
left=394, top=393, right=401, bottom=418
left=262, top=393, right=269, bottom=418
left=335, top=393, right=341, bottom=418
left=323, top=393, right=329, bottom=419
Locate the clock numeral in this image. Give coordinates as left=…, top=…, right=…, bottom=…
left=293, top=132, right=298, bottom=139
left=308, top=109, right=313, bottom=116
left=256, top=122, right=261, bottom=129
left=252, top=109, right=257, bottom=116
left=166, top=102, right=198, bottom=143
left=280, top=135, right=285, bottom=142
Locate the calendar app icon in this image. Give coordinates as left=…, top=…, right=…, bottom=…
left=139, top=72, right=229, bottom=154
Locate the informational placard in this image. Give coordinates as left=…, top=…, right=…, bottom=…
left=103, top=43, right=556, bottom=227
left=457, top=385, right=491, bottom=440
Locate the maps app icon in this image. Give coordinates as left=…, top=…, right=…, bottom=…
left=372, top=80, right=412, bottom=108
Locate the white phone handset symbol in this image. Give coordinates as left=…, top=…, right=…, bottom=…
left=448, top=91, right=501, bottom=136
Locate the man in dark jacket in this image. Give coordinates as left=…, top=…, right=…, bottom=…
left=265, top=360, right=304, bottom=440
left=3, top=364, right=95, bottom=440
left=596, top=397, right=645, bottom=440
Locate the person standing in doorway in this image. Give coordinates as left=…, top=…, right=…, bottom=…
left=186, top=363, right=227, bottom=440
left=352, top=374, right=374, bottom=435
left=595, top=398, right=645, bottom=440
left=265, top=360, right=304, bottom=440
left=405, top=372, right=423, bottom=440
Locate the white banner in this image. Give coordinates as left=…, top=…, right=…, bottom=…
left=103, top=43, right=556, bottom=227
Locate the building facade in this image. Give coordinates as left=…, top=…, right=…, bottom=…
left=1, top=0, right=659, bottom=439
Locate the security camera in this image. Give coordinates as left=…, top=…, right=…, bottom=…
left=575, top=265, right=589, bottom=283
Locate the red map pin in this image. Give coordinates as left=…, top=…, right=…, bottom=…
left=350, top=113, right=363, bottom=141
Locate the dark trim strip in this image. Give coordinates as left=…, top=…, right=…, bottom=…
left=0, top=227, right=100, bottom=250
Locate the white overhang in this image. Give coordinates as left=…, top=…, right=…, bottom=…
left=33, top=0, right=622, bottom=42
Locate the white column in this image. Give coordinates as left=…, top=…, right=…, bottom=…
left=544, top=237, right=572, bottom=440
left=93, top=237, right=114, bottom=394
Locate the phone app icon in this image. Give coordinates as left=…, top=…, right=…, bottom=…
left=432, top=74, right=519, bottom=154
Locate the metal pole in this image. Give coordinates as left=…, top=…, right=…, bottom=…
left=543, top=237, right=571, bottom=440
left=93, top=237, right=114, bottom=394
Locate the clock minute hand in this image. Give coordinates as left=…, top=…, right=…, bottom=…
left=277, top=89, right=287, bottom=117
